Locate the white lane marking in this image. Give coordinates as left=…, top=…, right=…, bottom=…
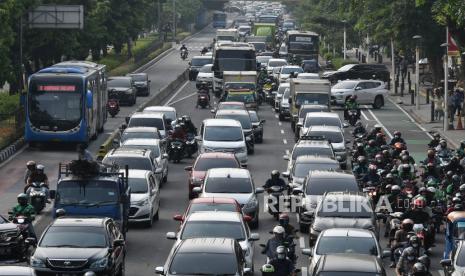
left=367, top=109, right=393, bottom=139
left=168, top=92, right=197, bottom=106
left=145, top=49, right=174, bottom=71
left=388, top=98, right=434, bottom=139
left=301, top=266, right=307, bottom=276
left=360, top=110, right=369, bottom=121
left=164, top=81, right=189, bottom=106
left=280, top=129, right=285, bottom=134
left=299, top=237, right=305, bottom=249
left=275, top=114, right=279, bottom=119
left=278, top=122, right=282, bottom=126
left=0, top=146, right=27, bottom=169
left=285, top=149, right=290, bottom=155
left=283, top=139, right=288, bottom=144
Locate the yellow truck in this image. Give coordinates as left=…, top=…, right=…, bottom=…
left=223, top=71, right=258, bottom=110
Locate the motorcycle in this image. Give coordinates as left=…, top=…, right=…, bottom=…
left=181, top=49, right=188, bottom=60
left=265, top=185, right=287, bottom=219
left=260, top=237, right=297, bottom=264
left=107, top=98, right=120, bottom=118
left=26, top=182, right=48, bottom=213
left=169, top=139, right=185, bottom=163
left=196, top=93, right=210, bottom=108
left=347, top=109, right=359, bottom=126
left=185, top=134, right=198, bottom=158
left=386, top=212, right=404, bottom=246
left=6, top=212, right=36, bottom=261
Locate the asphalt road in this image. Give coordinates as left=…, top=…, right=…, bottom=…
left=0, top=23, right=446, bottom=276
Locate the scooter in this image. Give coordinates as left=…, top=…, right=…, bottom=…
left=265, top=185, right=287, bottom=219
left=26, top=182, right=48, bottom=213
left=107, top=99, right=120, bottom=118
left=196, top=93, right=210, bottom=108
left=7, top=212, right=36, bottom=261
left=185, top=134, right=198, bottom=158
left=181, top=49, right=188, bottom=60
left=347, top=109, right=359, bottom=126
left=169, top=139, right=185, bottom=163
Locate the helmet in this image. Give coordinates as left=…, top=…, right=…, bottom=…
left=394, top=131, right=401, bottom=137
left=356, top=143, right=364, bottom=151
left=413, top=197, right=425, bottom=209
left=261, top=264, right=275, bottom=273
left=446, top=171, right=454, bottom=178
left=460, top=184, right=465, bottom=193
left=385, top=184, right=392, bottom=192
left=374, top=124, right=382, bottom=131
left=376, top=132, right=384, bottom=140
left=404, top=246, right=416, bottom=257
left=17, top=193, right=28, bottom=205
left=26, top=161, right=36, bottom=170
left=84, top=272, right=97, bottom=276
left=427, top=149, right=435, bottom=158
left=427, top=187, right=436, bottom=194
left=455, top=204, right=464, bottom=211
left=382, top=150, right=390, bottom=157
left=375, top=154, right=383, bottom=163
left=402, top=219, right=414, bottom=231
left=182, top=44, right=186, bottom=47
left=369, top=164, right=377, bottom=171
left=418, top=187, right=427, bottom=194
left=391, top=185, right=401, bottom=193
left=355, top=121, right=363, bottom=127
left=412, top=262, right=427, bottom=273
left=401, top=164, right=411, bottom=173
left=357, top=156, right=366, bottom=164
left=271, top=170, right=280, bottom=179
left=452, top=197, right=462, bottom=204
left=350, top=95, right=357, bottom=101
left=174, top=124, right=181, bottom=130
left=276, top=245, right=286, bottom=259
left=439, top=139, right=447, bottom=148
left=453, top=174, right=461, bottom=184
left=279, top=213, right=290, bottom=226
left=433, top=133, right=440, bottom=139
left=368, top=139, right=376, bottom=147
left=409, top=235, right=420, bottom=248
left=273, top=225, right=285, bottom=235
left=182, top=115, right=191, bottom=122
left=401, top=155, right=410, bottom=164
left=417, top=255, right=431, bottom=270
left=36, top=164, right=45, bottom=172
left=401, top=150, right=410, bottom=156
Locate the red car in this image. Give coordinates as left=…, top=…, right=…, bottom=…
left=184, top=152, right=241, bottom=199
left=173, top=197, right=251, bottom=223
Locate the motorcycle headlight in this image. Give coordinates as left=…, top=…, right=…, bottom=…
left=135, top=198, right=149, bottom=207
left=90, top=257, right=109, bottom=269
left=244, top=197, right=257, bottom=209
left=31, top=256, right=46, bottom=268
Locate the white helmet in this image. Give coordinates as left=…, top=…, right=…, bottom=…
left=273, top=225, right=285, bottom=234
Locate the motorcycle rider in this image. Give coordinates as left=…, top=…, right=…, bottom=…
left=11, top=193, right=36, bottom=239
left=422, top=162, right=439, bottom=183
left=25, top=164, right=49, bottom=193
left=24, top=161, right=36, bottom=184
left=263, top=226, right=287, bottom=260
left=428, top=133, right=441, bottom=149
left=411, top=262, right=431, bottom=276
left=278, top=213, right=296, bottom=238
left=344, top=95, right=360, bottom=120
left=77, top=143, right=94, bottom=162
left=389, top=219, right=414, bottom=267
left=180, top=44, right=188, bottom=58
left=375, top=132, right=387, bottom=146
left=405, top=198, right=431, bottom=227
left=445, top=156, right=465, bottom=175
left=200, top=46, right=209, bottom=55
left=457, top=140, right=465, bottom=158
left=352, top=156, right=368, bottom=179
left=388, top=185, right=407, bottom=212
left=182, top=115, right=197, bottom=136
left=264, top=170, right=287, bottom=190
left=197, top=82, right=211, bottom=107
left=268, top=246, right=296, bottom=276
left=446, top=174, right=461, bottom=195
left=400, top=150, right=415, bottom=165
left=435, top=139, right=452, bottom=157
left=352, top=121, right=366, bottom=137
left=398, top=163, right=415, bottom=182
left=365, top=139, right=380, bottom=160
left=362, top=164, right=381, bottom=186
left=396, top=246, right=418, bottom=276
left=374, top=154, right=387, bottom=170
left=367, top=124, right=383, bottom=141
left=352, top=143, right=367, bottom=161
left=390, top=131, right=406, bottom=146
left=392, top=142, right=406, bottom=160
left=423, top=150, right=440, bottom=167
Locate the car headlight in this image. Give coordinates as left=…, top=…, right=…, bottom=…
left=244, top=197, right=258, bottom=209
left=90, top=257, right=109, bottom=269
left=31, top=256, right=46, bottom=268
left=135, top=198, right=149, bottom=207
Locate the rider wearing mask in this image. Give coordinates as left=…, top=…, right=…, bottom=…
left=388, top=185, right=406, bottom=212
left=396, top=246, right=418, bottom=276
left=392, top=142, right=406, bottom=159
left=24, top=161, right=36, bottom=184
left=197, top=82, right=211, bottom=106
left=25, top=164, right=49, bottom=193
left=263, top=225, right=286, bottom=259
left=398, top=163, right=414, bottom=181
left=278, top=213, right=296, bottom=238
left=374, top=154, right=387, bottom=170
left=352, top=121, right=366, bottom=136
left=457, top=140, right=465, bottom=158
left=12, top=193, right=36, bottom=239
left=268, top=246, right=295, bottom=276
left=423, top=150, right=439, bottom=167
left=353, top=143, right=367, bottom=161
left=352, top=156, right=369, bottom=178
left=422, top=163, right=439, bottom=183
left=446, top=174, right=462, bottom=196
left=362, top=164, right=381, bottom=186
left=435, top=139, right=452, bottom=157
left=445, top=156, right=464, bottom=175
left=390, top=131, right=406, bottom=146
left=400, top=150, right=415, bottom=165
left=180, top=44, right=188, bottom=52
left=182, top=115, right=197, bottom=136
left=263, top=170, right=287, bottom=190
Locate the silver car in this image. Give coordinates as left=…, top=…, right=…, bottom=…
left=298, top=112, right=347, bottom=141
left=304, top=125, right=348, bottom=169
left=331, top=79, right=388, bottom=109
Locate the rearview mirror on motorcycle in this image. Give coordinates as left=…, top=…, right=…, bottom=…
left=282, top=171, right=290, bottom=178
left=192, top=187, right=202, bottom=194
left=301, top=248, right=312, bottom=256
left=292, top=188, right=303, bottom=195
left=255, top=187, right=264, bottom=194
left=342, top=123, right=349, bottom=128
left=25, top=237, right=37, bottom=246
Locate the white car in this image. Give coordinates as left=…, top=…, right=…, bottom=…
left=278, top=65, right=303, bottom=83
left=127, top=112, right=168, bottom=137
left=331, top=79, right=388, bottom=109
left=298, top=112, right=345, bottom=139
left=196, top=64, right=214, bottom=88
left=275, top=83, right=290, bottom=111
left=125, top=169, right=160, bottom=227
left=199, top=119, right=248, bottom=166
left=166, top=211, right=260, bottom=270
left=267, top=58, right=288, bottom=74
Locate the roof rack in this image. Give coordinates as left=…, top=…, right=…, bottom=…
left=58, top=160, right=128, bottom=185
left=300, top=135, right=328, bottom=141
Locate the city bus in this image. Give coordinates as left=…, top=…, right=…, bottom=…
left=212, top=42, right=256, bottom=92
left=212, top=11, right=227, bottom=28
left=286, top=30, right=320, bottom=62
left=25, top=61, right=107, bottom=144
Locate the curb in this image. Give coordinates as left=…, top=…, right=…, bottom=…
left=0, top=138, right=25, bottom=164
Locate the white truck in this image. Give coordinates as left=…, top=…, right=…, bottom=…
left=216, top=28, right=239, bottom=42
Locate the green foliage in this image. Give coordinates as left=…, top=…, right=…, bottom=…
left=0, top=93, right=19, bottom=114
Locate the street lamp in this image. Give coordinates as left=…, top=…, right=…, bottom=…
left=413, top=35, right=422, bottom=110
left=342, top=20, right=347, bottom=60
left=441, top=42, right=449, bottom=131
left=172, top=0, right=176, bottom=42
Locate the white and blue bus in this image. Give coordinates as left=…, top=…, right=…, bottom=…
left=25, top=61, right=107, bottom=144
left=213, top=11, right=227, bottom=28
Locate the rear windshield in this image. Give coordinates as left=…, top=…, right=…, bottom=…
left=317, top=200, right=373, bottom=218
left=189, top=203, right=238, bottom=213
left=194, top=158, right=239, bottom=171
left=306, top=178, right=358, bottom=195
left=215, top=114, right=252, bottom=129
left=169, top=252, right=238, bottom=275
left=108, top=78, right=131, bottom=88
left=205, top=177, right=252, bottom=193
left=204, top=126, right=243, bottom=142
left=181, top=221, right=245, bottom=240
left=305, top=131, right=343, bottom=143
left=192, top=58, right=213, bottom=67
left=121, top=131, right=160, bottom=142
left=316, top=236, right=378, bottom=256
left=268, top=60, right=287, bottom=67
left=130, top=74, right=147, bottom=81
left=281, top=67, right=303, bottom=74
left=305, top=117, right=341, bottom=128
left=128, top=118, right=164, bottom=130
left=292, top=146, right=333, bottom=160
left=103, top=156, right=152, bottom=171
left=128, top=178, right=148, bottom=193
left=293, top=162, right=338, bottom=177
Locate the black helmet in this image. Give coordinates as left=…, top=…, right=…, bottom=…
left=409, top=235, right=420, bottom=248
left=452, top=197, right=462, bottom=204
left=356, top=143, right=364, bottom=151
left=394, top=131, right=401, bottom=137
left=271, top=170, right=280, bottom=179
left=17, top=193, right=28, bottom=206
left=26, top=160, right=36, bottom=171
left=439, top=139, right=447, bottom=148
left=401, top=164, right=411, bottom=173
left=417, top=255, right=431, bottom=271
left=391, top=185, right=401, bottom=193
left=446, top=170, right=454, bottom=178
left=374, top=124, right=382, bottom=131
left=357, top=156, right=366, bottom=164
left=368, top=139, right=376, bottom=147
left=453, top=174, right=461, bottom=184
left=412, top=262, right=427, bottom=273
left=461, top=140, right=465, bottom=147
left=385, top=184, right=392, bottom=193
left=182, top=115, right=191, bottom=122
left=433, top=133, right=440, bottom=139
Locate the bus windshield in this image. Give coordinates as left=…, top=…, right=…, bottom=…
left=29, top=80, right=82, bottom=131
left=215, top=50, right=256, bottom=72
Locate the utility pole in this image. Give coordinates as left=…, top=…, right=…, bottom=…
left=442, top=28, right=450, bottom=131
left=172, top=0, right=176, bottom=42
left=342, top=20, right=347, bottom=60
left=413, top=35, right=422, bottom=110
left=391, top=37, right=395, bottom=88
left=157, top=0, right=161, bottom=33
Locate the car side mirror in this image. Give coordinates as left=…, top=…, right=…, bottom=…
left=260, top=119, right=266, bottom=124
left=166, top=232, right=177, bottom=240
left=195, top=136, right=202, bottom=141
left=49, top=190, right=56, bottom=199
left=184, top=166, right=193, bottom=171
left=243, top=268, right=252, bottom=274
left=355, top=86, right=362, bottom=91
left=249, top=233, right=260, bottom=241
left=125, top=117, right=130, bottom=124
left=121, top=123, right=127, bottom=130
left=173, top=214, right=184, bottom=221
left=296, top=122, right=303, bottom=128
left=255, top=187, right=264, bottom=194
left=113, top=239, right=125, bottom=247
left=155, top=266, right=165, bottom=275
left=192, top=187, right=202, bottom=194
left=302, top=248, right=312, bottom=256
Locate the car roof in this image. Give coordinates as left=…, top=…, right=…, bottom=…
left=219, top=101, right=245, bottom=106
left=319, top=254, right=382, bottom=273
left=186, top=211, right=242, bottom=222
left=324, top=192, right=369, bottom=201
left=216, top=109, right=250, bottom=116
left=51, top=217, right=108, bottom=227
left=191, top=197, right=239, bottom=205
left=320, top=228, right=376, bottom=238
left=305, top=112, right=340, bottom=119
left=282, top=65, right=301, bottom=69
left=122, top=138, right=160, bottom=146
left=120, top=169, right=151, bottom=179
left=130, top=112, right=164, bottom=118
left=307, top=125, right=343, bottom=132
left=123, top=127, right=159, bottom=133
left=177, top=238, right=236, bottom=254
left=198, top=152, right=238, bottom=159
left=295, top=155, right=338, bottom=164
left=109, top=76, right=131, bottom=80
left=108, top=147, right=151, bottom=157
left=128, top=73, right=147, bottom=76
left=192, top=56, right=213, bottom=60
left=143, top=106, right=176, bottom=112
left=207, top=168, right=250, bottom=178
left=203, top=118, right=242, bottom=127
left=295, top=140, right=331, bottom=148
left=309, top=170, right=355, bottom=180
left=268, top=58, right=287, bottom=63
left=301, top=104, right=328, bottom=109
left=0, top=266, right=35, bottom=275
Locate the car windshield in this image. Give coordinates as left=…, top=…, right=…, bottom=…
left=216, top=114, right=252, bottom=129
left=200, top=65, right=213, bottom=73
left=224, top=83, right=256, bottom=91
left=181, top=221, right=245, bottom=240
left=121, top=131, right=160, bottom=143
left=305, top=117, right=341, bottom=128
left=40, top=226, right=106, bottom=248
left=295, top=93, right=329, bottom=106
left=108, top=78, right=131, bottom=88
left=57, top=180, right=118, bottom=206
left=300, top=107, right=329, bottom=117
left=332, top=81, right=357, bottom=89
left=103, top=156, right=152, bottom=171
left=251, top=43, right=266, bottom=52
left=204, top=126, right=243, bottom=141
left=281, top=67, right=303, bottom=74
left=192, top=58, right=212, bottom=67
left=128, top=117, right=164, bottom=130
left=257, top=56, right=271, bottom=64
left=316, top=236, right=378, bottom=256
left=292, top=147, right=333, bottom=160
left=128, top=178, right=148, bottom=193
left=130, top=75, right=146, bottom=81
left=269, top=60, right=287, bottom=67
left=195, top=158, right=238, bottom=171
left=205, top=177, right=252, bottom=193
left=169, top=252, right=238, bottom=275
left=189, top=203, right=238, bottom=214
left=306, top=179, right=358, bottom=195
left=306, top=131, right=343, bottom=143
left=317, top=199, right=373, bottom=218
left=338, top=64, right=356, bottom=72
left=293, top=162, right=338, bottom=177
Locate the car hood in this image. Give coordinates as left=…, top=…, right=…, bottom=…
left=331, top=88, right=353, bottom=94
left=202, top=192, right=253, bottom=205
left=34, top=247, right=107, bottom=260
left=313, top=217, right=375, bottom=232
left=332, top=142, right=345, bottom=151
left=322, top=71, right=339, bottom=78
left=202, top=140, right=245, bottom=149
left=130, top=193, right=148, bottom=203
left=108, top=87, right=131, bottom=92
left=0, top=223, right=17, bottom=231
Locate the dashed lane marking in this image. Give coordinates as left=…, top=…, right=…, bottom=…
left=283, top=139, right=288, bottom=144
left=367, top=109, right=393, bottom=139
left=168, top=92, right=197, bottom=106
left=278, top=122, right=282, bottom=126
left=388, top=98, right=434, bottom=139
left=275, top=114, right=279, bottom=119
left=280, top=129, right=285, bottom=134
left=164, top=81, right=189, bottom=106
left=299, top=237, right=305, bottom=249
left=361, top=110, right=370, bottom=121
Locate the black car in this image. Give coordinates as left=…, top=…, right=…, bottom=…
left=108, top=76, right=137, bottom=106
left=301, top=59, right=319, bottom=73
left=30, top=217, right=126, bottom=276
left=128, top=73, right=150, bottom=96
left=155, top=237, right=250, bottom=276
left=188, top=56, right=213, bottom=81
left=309, top=254, right=386, bottom=276
left=322, top=63, right=389, bottom=83
left=0, top=214, right=32, bottom=261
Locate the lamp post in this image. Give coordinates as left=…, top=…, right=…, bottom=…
left=342, top=20, right=347, bottom=60
left=413, top=35, right=422, bottom=110
left=441, top=42, right=449, bottom=131
left=172, top=0, right=176, bottom=42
